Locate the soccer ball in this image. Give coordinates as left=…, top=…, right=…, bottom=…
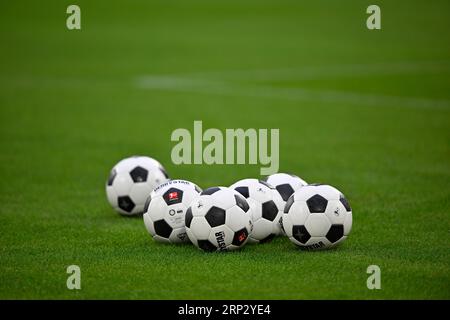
left=262, top=173, right=307, bottom=234
left=185, top=187, right=253, bottom=252
left=263, top=173, right=307, bottom=202
left=106, top=156, right=169, bottom=215
left=230, top=178, right=284, bottom=243
left=143, top=180, right=202, bottom=243
left=283, top=184, right=352, bottom=250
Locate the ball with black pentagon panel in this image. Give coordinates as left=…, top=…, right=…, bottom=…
left=143, top=180, right=202, bottom=243
left=263, top=173, right=307, bottom=234
left=185, top=187, right=253, bottom=252
left=230, top=178, right=284, bottom=243
left=263, top=172, right=307, bottom=203
left=106, top=156, right=170, bottom=215
left=282, top=184, right=352, bottom=250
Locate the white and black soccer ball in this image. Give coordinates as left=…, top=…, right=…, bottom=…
left=263, top=173, right=307, bottom=203
left=283, top=184, right=352, bottom=250
left=230, top=178, right=284, bottom=243
left=262, top=173, right=307, bottom=234
left=143, top=180, right=202, bottom=243
left=185, top=187, right=253, bottom=252
left=106, top=156, right=169, bottom=215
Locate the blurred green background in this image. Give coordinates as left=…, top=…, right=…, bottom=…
left=0, top=0, right=449, bottom=299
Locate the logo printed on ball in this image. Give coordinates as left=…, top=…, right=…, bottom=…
left=215, top=231, right=227, bottom=251
left=169, top=192, right=179, bottom=201
left=334, top=207, right=340, bottom=216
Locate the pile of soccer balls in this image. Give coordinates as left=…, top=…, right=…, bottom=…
left=106, top=156, right=353, bottom=252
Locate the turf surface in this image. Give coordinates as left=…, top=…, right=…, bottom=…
left=0, top=0, right=449, bottom=299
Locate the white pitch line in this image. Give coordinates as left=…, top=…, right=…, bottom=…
left=135, top=75, right=450, bottom=110
left=161, top=60, right=450, bottom=82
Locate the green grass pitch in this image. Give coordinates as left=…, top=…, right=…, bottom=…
left=0, top=0, right=449, bottom=299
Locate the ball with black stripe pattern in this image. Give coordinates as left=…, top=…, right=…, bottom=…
left=143, top=180, right=202, bottom=243
left=230, top=178, right=284, bottom=243
left=283, top=184, right=352, bottom=250
left=186, top=187, right=253, bottom=252
left=106, top=156, right=170, bottom=215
